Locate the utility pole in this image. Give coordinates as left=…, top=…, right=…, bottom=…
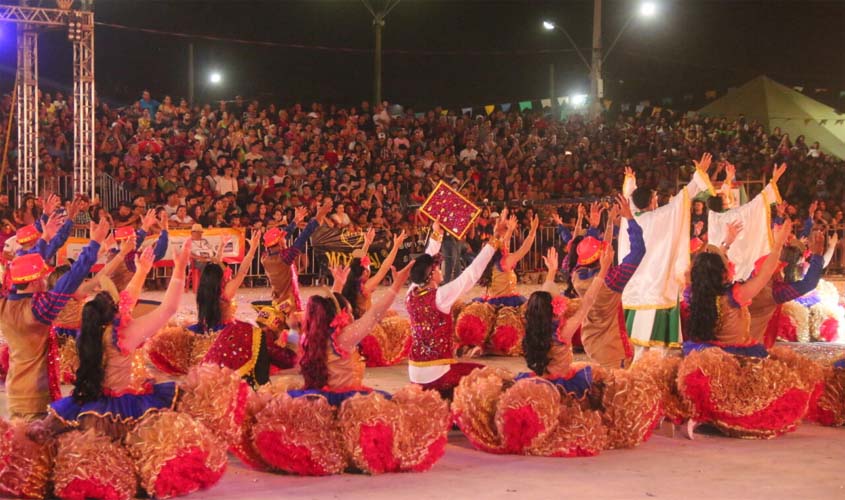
left=590, top=0, right=603, bottom=119
left=188, top=42, right=195, bottom=105
left=362, top=0, right=401, bottom=106
left=549, top=63, right=555, bottom=118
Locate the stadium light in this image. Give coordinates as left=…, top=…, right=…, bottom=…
left=542, top=20, right=556, bottom=31
left=570, top=94, right=588, bottom=108
left=639, top=2, right=657, bottom=18
left=209, top=71, right=222, bottom=85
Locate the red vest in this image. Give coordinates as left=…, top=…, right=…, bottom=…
left=405, top=288, right=454, bottom=365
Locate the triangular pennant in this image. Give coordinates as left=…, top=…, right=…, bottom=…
left=541, top=98, right=552, bottom=108
left=440, top=109, right=449, bottom=116
left=621, top=103, right=631, bottom=112
left=484, top=105, right=495, bottom=115
left=635, top=104, right=645, bottom=113
left=519, top=101, right=533, bottom=111
left=602, top=99, right=613, bottom=110
left=819, top=119, right=828, bottom=125
left=461, top=107, right=472, bottom=116
left=651, top=106, right=662, bottom=117
left=804, top=119, right=812, bottom=125
left=793, top=86, right=804, bottom=92
left=836, top=119, right=844, bottom=125
left=501, top=103, right=512, bottom=112
left=557, top=96, right=566, bottom=105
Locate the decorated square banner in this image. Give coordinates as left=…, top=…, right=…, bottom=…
left=420, top=181, right=481, bottom=240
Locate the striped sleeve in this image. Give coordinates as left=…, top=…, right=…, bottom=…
left=282, top=219, right=318, bottom=264
left=604, top=219, right=645, bottom=294
left=31, top=240, right=101, bottom=324
left=772, top=255, right=823, bottom=303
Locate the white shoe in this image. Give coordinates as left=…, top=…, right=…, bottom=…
left=679, top=419, right=698, bottom=440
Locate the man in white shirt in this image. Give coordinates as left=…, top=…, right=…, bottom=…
left=404, top=213, right=508, bottom=397
left=459, top=139, right=479, bottom=162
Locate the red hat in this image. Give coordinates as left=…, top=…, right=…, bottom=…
left=263, top=227, right=286, bottom=248
left=576, top=237, right=605, bottom=266
left=16, top=224, right=41, bottom=245
left=10, top=253, right=50, bottom=284
left=114, top=226, right=135, bottom=241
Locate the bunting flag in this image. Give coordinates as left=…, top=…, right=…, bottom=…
left=661, top=97, right=673, bottom=105
left=793, top=86, right=804, bottom=92
left=519, top=101, right=533, bottom=111
left=836, top=119, right=844, bottom=125
left=461, top=107, right=472, bottom=116
left=683, top=93, right=694, bottom=101
left=635, top=104, right=646, bottom=113
left=540, top=98, right=552, bottom=108
left=820, top=119, right=828, bottom=125
left=651, top=106, right=662, bottom=117
left=705, top=90, right=717, bottom=99
left=501, top=103, right=512, bottom=112
left=440, top=109, right=449, bottom=116
left=602, top=99, right=613, bottom=110
left=804, top=119, right=812, bottom=125
left=484, top=105, right=495, bottom=115
left=621, top=103, right=631, bottom=112
left=557, top=96, right=567, bottom=105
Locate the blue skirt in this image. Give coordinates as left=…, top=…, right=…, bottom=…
left=682, top=341, right=768, bottom=358
left=515, top=366, right=593, bottom=400
left=287, top=388, right=392, bottom=407
left=49, top=382, right=178, bottom=424
left=474, top=295, right=526, bottom=308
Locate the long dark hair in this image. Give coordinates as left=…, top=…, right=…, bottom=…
left=523, top=291, right=554, bottom=376
left=340, top=258, right=367, bottom=319
left=73, top=292, right=117, bottom=404
left=299, top=292, right=350, bottom=389
left=688, top=252, right=728, bottom=342
left=197, top=264, right=223, bottom=332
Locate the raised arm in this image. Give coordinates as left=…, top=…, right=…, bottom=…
left=772, top=232, right=825, bottom=303
left=118, top=241, right=189, bottom=352
left=224, top=230, right=260, bottom=299
left=541, top=247, right=561, bottom=294
left=74, top=234, right=136, bottom=297
left=424, top=221, right=443, bottom=256
left=123, top=247, right=156, bottom=309
left=334, top=262, right=411, bottom=353
left=558, top=245, right=613, bottom=343
left=364, top=230, right=407, bottom=294
left=734, top=219, right=792, bottom=305
left=435, top=210, right=509, bottom=312
left=502, top=216, right=538, bottom=270
left=32, top=219, right=109, bottom=325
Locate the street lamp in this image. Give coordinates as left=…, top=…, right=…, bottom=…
left=542, top=1, right=659, bottom=118
left=209, top=71, right=222, bottom=85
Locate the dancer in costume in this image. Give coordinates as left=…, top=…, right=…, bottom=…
left=454, top=214, right=539, bottom=356
left=677, top=220, right=820, bottom=439
left=16, top=243, right=234, bottom=499
left=341, top=228, right=413, bottom=367
left=749, top=231, right=826, bottom=347
left=14, top=193, right=80, bottom=261
left=570, top=195, right=645, bottom=368
left=147, top=230, right=269, bottom=383
left=0, top=219, right=109, bottom=420
left=405, top=211, right=509, bottom=397
left=245, top=262, right=451, bottom=475
left=451, top=244, right=661, bottom=456
left=260, top=202, right=331, bottom=321
left=620, top=154, right=715, bottom=358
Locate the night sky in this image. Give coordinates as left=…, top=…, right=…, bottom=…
left=0, top=0, right=842, bottom=110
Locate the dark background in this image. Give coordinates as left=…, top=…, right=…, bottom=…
left=0, top=0, right=843, bottom=110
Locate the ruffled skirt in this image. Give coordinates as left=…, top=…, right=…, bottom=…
left=455, top=300, right=526, bottom=356
left=358, top=312, right=412, bottom=367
